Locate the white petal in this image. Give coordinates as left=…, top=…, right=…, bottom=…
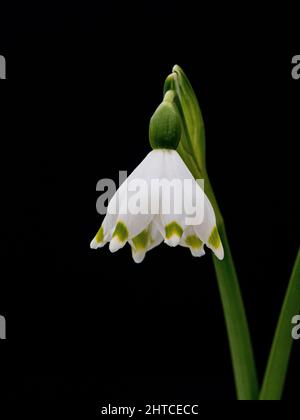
left=190, top=247, right=206, bottom=258
left=147, top=217, right=164, bottom=251
left=90, top=237, right=101, bottom=249
left=108, top=220, right=130, bottom=253
left=109, top=236, right=125, bottom=253
left=153, top=150, right=187, bottom=246
left=92, top=150, right=164, bottom=255
left=107, top=150, right=164, bottom=218
left=213, top=243, right=224, bottom=260
left=194, top=196, right=224, bottom=260
left=105, top=150, right=166, bottom=241
left=180, top=226, right=205, bottom=258
left=129, top=218, right=163, bottom=264
left=90, top=212, right=117, bottom=249
left=156, top=150, right=204, bottom=246
left=194, top=195, right=216, bottom=241
left=131, top=250, right=146, bottom=264
left=116, top=214, right=153, bottom=241
left=129, top=227, right=149, bottom=262
left=162, top=151, right=223, bottom=260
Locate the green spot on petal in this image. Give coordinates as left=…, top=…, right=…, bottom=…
left=95, top=226, right=104, bottom=243
left=208, top=226, right=221, bottom=249
left=185, top=235, right=203, bottom=249
left=165, top=221, right=183, bottom=239
left=132, top=229, right=149, bottom=251
left=113, top=221, right=129, bottom=243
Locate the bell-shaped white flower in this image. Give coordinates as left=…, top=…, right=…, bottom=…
left=90, top=92, right=224, bottom=263
left=90, top=149, right=224, bottom=262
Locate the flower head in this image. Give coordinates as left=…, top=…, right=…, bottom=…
left=90, top=90, right=224, bottom=263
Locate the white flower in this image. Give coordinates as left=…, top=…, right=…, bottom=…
left=90, top=148, right=224, bottom=263
left=91, top=91, right=224, bottom=263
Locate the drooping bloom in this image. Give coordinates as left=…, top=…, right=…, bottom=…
left=90, top=91, right=224, bottom=263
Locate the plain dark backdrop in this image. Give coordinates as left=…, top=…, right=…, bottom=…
left=0, top=2, right=299, bottom=408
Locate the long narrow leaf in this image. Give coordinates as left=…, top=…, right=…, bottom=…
left=260, top=247, right=300, bottom=400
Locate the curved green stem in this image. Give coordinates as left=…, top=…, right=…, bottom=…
left=167, top=65, right=259, bottom=399
left=260, top=247, right=300, bottom=400
left=205, top=174, right=259, bottom=400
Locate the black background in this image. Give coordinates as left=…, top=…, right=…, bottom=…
left=0, top=1, right=299, bottom=409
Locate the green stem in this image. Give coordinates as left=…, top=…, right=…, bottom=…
left=260, top=247, right=300, bottom=400
left=205, top=174, right=259, bottom=400
left=166, top=66, right=259, bottom=399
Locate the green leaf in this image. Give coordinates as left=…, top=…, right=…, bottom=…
left=212, top=221, right=259, bottom=400
left=164, top=65, right=206, bottom=179
left=260, top=247, right=300, bottom=400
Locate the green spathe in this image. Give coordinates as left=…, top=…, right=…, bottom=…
left=164, top=66, right=206, bottom=179
left=149, top=98, right=181, bottom=150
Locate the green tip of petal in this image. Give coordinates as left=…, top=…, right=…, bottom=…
left=132, top=229, right=149, bottom=251
left=95, top=226, right=104, bottom=243
left=208, top=226, right=221, bottom=249
left=185, top=235, right=203, bottom=249
left=112, top=221, right=129, bottom=243
left=165, top=221, right=183, bottom=239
